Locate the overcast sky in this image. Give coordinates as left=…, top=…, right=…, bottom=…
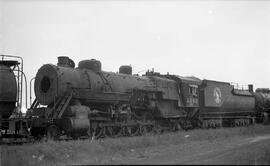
left=1, top=0, right=270, bottom=109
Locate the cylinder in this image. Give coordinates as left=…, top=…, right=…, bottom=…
left=62, top=105, right=90, bottom=134
left=35, top=58, right=154, bottom=106
left=0, top=61, right=18, bottom=119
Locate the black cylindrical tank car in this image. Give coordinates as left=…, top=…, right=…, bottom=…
left=0, top=60, right=18, bottom=119
left=0, top=55, right=28, bottom=140
left=27, top=56, right=266, bottom=139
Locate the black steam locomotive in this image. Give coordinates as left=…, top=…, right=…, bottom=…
left=0, top=55, right=270, bottom=141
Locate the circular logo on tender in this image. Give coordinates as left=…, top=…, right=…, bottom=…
left=213, top=87, right=222, bottom=104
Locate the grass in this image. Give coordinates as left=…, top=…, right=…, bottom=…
left=2, top=124, right=270, bottom=166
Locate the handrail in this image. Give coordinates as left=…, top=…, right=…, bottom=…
left=230, top=82, right=249, bottom=90
left=30, top=77, right=35, bottom=105
left=13, top=69, right=28, bottom=109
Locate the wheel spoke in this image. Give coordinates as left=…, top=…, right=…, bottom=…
left=154, top=124, right=162, bottom=134
left=140, top=125, right=146, bottom=135
left=140, top=124, right=154, bottom=135
left=104, top=126, right=113, bottom=137
left=95, top=127, right=104, bottom=139
left=125, top=125, right=139, bottom=137
left=131, top=125, right=140, bottom=136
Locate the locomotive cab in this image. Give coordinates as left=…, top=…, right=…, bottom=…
left=170, top=76, right=202, bottom=124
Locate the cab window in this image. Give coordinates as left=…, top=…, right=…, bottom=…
left=189, top=85, right=198, bottom=96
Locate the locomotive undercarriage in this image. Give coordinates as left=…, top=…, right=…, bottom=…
left=197, top=113, right=256, bottom=129
left=27, top=93, right=194, bottom=141
left=0, top=117, right=32, bottom=144
left=35, top=106, right=191, bottom=140
left=27, top=107, right=258, bottom=141
left=1, top=106, right=260, bottom=143
left=198, top=118, right=254, bottom=129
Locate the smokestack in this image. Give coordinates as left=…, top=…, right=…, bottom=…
left=57, top=56, right=75, bottom=68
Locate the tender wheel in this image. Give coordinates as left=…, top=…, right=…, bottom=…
left=153, top=124, right=163, bottom=134
left=140, top=124, right=154, bottom=135
left=47, top=125, right=60, bottom=140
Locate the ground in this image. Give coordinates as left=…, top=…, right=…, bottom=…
left=1, top=124, right=270, bottom=165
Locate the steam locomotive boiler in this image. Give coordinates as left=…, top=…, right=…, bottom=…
left=0, top=60, right=18, bottom=120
